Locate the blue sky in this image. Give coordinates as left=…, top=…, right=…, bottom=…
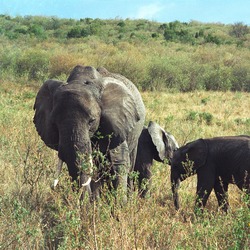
left=1, top=0, right=249, bottom=24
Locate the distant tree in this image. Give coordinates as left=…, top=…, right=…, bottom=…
left=15, top=25, right=28, bottom=34
left=151, top=32, right=159, bottom=38
left=230, top=22, right=249, bottom=38
left=204, top=33, right=221, bottom=45
left=164, top=29, right=177, bottom=41
left=67, top=26, right=82, bottom=38
left=158, top=23, right=167, bottom=32
left=117, top=21, right=125, bottom=27
left=28, top=24, right=46, bottom=38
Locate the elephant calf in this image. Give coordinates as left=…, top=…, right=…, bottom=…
left=171, top=135, right=250, bottom=212
left=134, top=121, right=179, bottom=197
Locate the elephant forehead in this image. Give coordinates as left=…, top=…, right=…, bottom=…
left=54, top=86, right=101, bottom=116
left=67, top=65, right=101, bottom=81
left=56, top=86, right=92, bottom=102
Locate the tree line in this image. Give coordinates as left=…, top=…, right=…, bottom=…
left=0, top=14, right=249, bottom=92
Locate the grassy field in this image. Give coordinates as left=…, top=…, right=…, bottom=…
left=0, top=81, right=249, bottom=249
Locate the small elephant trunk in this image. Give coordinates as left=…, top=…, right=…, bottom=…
left=171, top=172, right=181, bottom=210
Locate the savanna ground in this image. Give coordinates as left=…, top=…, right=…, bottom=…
left=0, top=81, right=249, bottom=249
left=0, top=15, right=250, bottom=250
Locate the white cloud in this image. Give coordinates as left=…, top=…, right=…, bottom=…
left=136, top=3, right=165, bottom=20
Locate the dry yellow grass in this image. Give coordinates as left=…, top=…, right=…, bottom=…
left=142, top=91, right=250, bottom=143
left=0, top=82, right=249, bottom=249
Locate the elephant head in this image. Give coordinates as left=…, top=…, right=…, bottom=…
left=147, top=121, right=179, bottom=162
left=33, top=65, right=145, bottom=199
left=170, top=139, right=208, bottom=209
left=135, top=121, right=179, bottom=197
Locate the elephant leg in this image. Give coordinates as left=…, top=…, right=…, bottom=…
left=236, top=170, right=250, bottom=191
left=127, top=146, right=138, bottom=192
left=110, top=141, right=130, bottom=204
left=171, top=178, right=181, bottom=210
left=236, top=172, right=250, bottom=208
left=195, top=170, right=215, bottom=211
left=214, top=178, right=229, bottom=212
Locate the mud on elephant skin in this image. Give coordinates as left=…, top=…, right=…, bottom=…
left=134, top=121, right=179, bottom=197
left=171, top=135, right=250, bottom=212
left=33, top=65, right=146, bottom=202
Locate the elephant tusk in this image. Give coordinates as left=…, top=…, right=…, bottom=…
left=52, top=158, right=63, bottom=190
left=82, top=177, right=92, bottom=187
left=53, top=179, right=59, bottom=188
left=88, top=154, right=94, bottom=173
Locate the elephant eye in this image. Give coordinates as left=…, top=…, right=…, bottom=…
left=89, top=118, right=96, bottom=126
left=85, top=80, right=93, bottom=85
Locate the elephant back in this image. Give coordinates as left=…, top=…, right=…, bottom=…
left=97, top=66, right=145, bottom=118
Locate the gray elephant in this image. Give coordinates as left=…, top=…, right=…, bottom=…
left=134, top=121, right=179, bottom=197
left=33, top=65, right=145, bottom=202
left=171, top=135, right=250, bottom=212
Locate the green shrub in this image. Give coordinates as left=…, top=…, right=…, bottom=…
left=186, top=111, right=213, bottom=125
left=232, top=66, right=250, bottom=91
left=49, top=53, right=84, bottom=79
left=0, top=47, right=21, bottom=79
left=67, top=26, right=83, bottom=38
left=28, top=24, right=47, bottom=39
left=0, top=15, right=249, bottom=92
left=229, top=22, right=249, bottom=38
left=204, top=65, right=232, bottom=91
left=15, top=49, right=50, bottom=81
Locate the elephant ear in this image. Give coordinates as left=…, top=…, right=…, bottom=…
left=147, top=121, right=172, bottom=161
left=33, top=79, right=65, bottom=150
left=100, top=78, right=142, bottom=148
left=183, top=138, right=208, bottom=171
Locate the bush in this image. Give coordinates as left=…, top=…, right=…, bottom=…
left=204, top=65, right=232, bottom=91
left=186, top=111, right=213, bottom=125
left=145, top=56, right=206, bottom=92
left=28, top=24, right=47, bottom=39
left=231, top=66, right=250, bottom=91
left=49, top=53, right=84, bottom=79
left=67, top=26, right=83, bottom=38
left=101, top=42, right=148, bottom=89
left=229, top=22, right=249, bottom=38
left=0, top=47, right=21, bottom=79
left=15, top=49, right=50, bottom=81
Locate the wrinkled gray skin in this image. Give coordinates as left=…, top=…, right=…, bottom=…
left=134, top=121, right=179, bottom=197
left=33, top=65, right=145, bottom=202
left=171, top=135, right=250, bottom=212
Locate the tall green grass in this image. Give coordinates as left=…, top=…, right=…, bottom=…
left=0, top=82, right=249, bottom=249
left=1, top=37, right=250, bottom=91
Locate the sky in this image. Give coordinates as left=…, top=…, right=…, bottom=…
left=0, top=0, right=249, bottom=25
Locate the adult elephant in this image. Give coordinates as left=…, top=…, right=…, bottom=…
left=171, top=135, right=250, bottom=212
left=33, top=65, right=145, bottom=202
left=134, top=121, right=178, bottom=197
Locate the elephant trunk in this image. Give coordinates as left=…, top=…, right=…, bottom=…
left=58, top=128, right=93, bottom=190
left=80, top=154, right=93, bottom=187
left=171, top=172, right=181, bottom=210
